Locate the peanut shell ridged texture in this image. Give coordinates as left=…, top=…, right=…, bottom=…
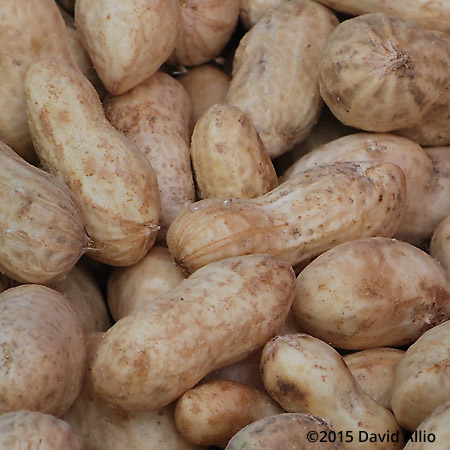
left=75, top=0, right=181, bottom=95
left=26, top=60, right=160, bottom=266
left=191, top=104, right=278, bottom=199
left=92, top=254, right=295, bottom=410
left=319, top=14, right=450, bottom=146
left=240, top=0, right=291, bottom=28
left=170, top=0, right=240, bottom=67
left=0, top=410, right=85, bottom=450
left=293, top=237, right=450, bottom=350
left=167, top=161, right=406, bottom=274
left=104, top=72, right=194, bottom=240
left=227, top=0, right=339, bottom=158
left=0, top=0, right=78, bottom=163
left=0, top=142, right=86, bottom=284
left=0, top=285, right=86, bottom=416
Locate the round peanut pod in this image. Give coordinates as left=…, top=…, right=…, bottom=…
left=430, top=215, right=450, bottom=275
left=391, top=320, right=450, bottom=431
left=0, top=141, right=87, bottom=284
left=293, top=237, right=450, bottom=350
left=227, top=0, right=339, bottom=159
left=344, top=348, right=405, bottom=411
left=0, top=0, right=78, bottom=163
left=0, top=410, right=85, bottom=450
left=239, top=0, right=291, bottom=28
left=191, top=104, right=278, bottom=199
left=167, top=161, right=406, bottom=274
left=25, top=60, right=160, bottom=267
left=261, top=334, right=403, bottom=450
left=92, top=254, right=296, bottom=410
left=107, top=246, right=186, bottom=321
left=0, top=285, right=86, bottom=416
left=174, top=380, right=283, bottom=447
left=75, top=0, right=181, bottom=95
left=169, top=0, right=240, bottom=67
left=103, top=72, right=195, bottom=239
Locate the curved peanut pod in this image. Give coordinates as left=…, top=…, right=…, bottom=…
left=167, top=161, right=406, bottom=274
left=175, top=380, right=283, bottom=447
left=0, top=142, right=86, bottom=284
left=293, top=237, right=450, bottom=350
left=261, top=334, right=403, bottom=450
left=227, top=0, right=338, bottom=158
left=92, top=254, right=296, bottom=410
left=26, top=60, right=160, bottom=266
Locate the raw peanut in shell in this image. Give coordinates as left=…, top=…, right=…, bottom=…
left=174, top=380, right=283, bottom=447
left=239, top=0, right=291, bottom=28
left=293, top=237, right=450, bottom=350
left=25, top=60, right=160, bottom=267
left=169, top=0, right=240, bottom=67
left=0, top=0, right=78, bottom=163
left=318, top=14, right=450, bottom=146
left=0, top=410, right=85, bottom=450
left=75, top=0, right=181, bottom=95
left=261, top=334, right=403, bottom=450
left=227, top=0, right=339, bottom=158
left=92, top=254, right=296, bottom=410
left=0, top=285, right=86, bottom=416
left=191, top=104, right=278, bottom=199
left=0, top=142, right=86, bottom=284
left=167, top=161, right=406, bottom=274
left=430, top=215, right=450, bottom=275
left=103, top=72, right=194, bottom=239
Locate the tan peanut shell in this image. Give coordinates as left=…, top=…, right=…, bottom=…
left=191, top=104, right=278, bottom=199
left=0, top=285, right=86, bottom=416
left=169, top=0, right=240, bottom=67
left=0, top=410, right=85, bottom=450
left=227, top=0, right=339, bottom=158
left=26, top=60, right=160, bottom=266
left=75, top=0, right=181, bottom=95
left=0, top=142, right=86, bottom=284
left=239, top=0, right=291, bottom=28
left=103, top=72, right=194, bottom=239
left=167, top=161, right=406, bottom=274
left=174, top=380, right=283, bottom=447
left=0, top=0, right=78, bottom=163
left=92, top=254, right=295, bottom=410
left=261, top=334, right=403, bottom=450
left=430, top=215, right=450, bottom=275
left=293, top=237, right=450, bottom=350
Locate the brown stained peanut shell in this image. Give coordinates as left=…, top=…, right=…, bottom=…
left=25, top=60, right=160, bottom=267
left=191, top=104, right=278, bottom=199
left=167, top=161, right=406, bottom=274
left=103, top=72, right=195, bottom=240
left=0, top=142, right=87, bottom=284
left=0, top=285, right=86, bottom=417
left=227, top=0, right=339, bottom=158
left=240, top=0, right=291, bottom=28
left=92, top=254, right=296, bottom=410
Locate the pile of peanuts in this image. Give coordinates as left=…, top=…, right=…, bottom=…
left=2, top=0, right=450, bottom=449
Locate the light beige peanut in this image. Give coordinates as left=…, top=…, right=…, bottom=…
left=261, top=334, right=403, bottom=450
left=167, top=161, right=406, bottom=274
left=174, top=380, right=283, bottom=447
left=103, top=72, right=194, bottom=239
left=107, top=246, right=186, bottom=321
left=26, top=60, right=160, bottom=266
left=169, top=0, right=240, bottom=67
left=344, top=348, right=405, bottom=410
left=63, top=333, right=202, bottom=450
left=0, top=285, right=86, bottom=416
left=281, top=133, right=435, bottom=245
left=75, top=0, right=181, bottom=95
left=0, top=141, right=87, bottom=284
left=239, top=0, right=291, bottom=28
left=191, top=104, right=278, bottom=199
left=227, top=0, right=339, bottom=158
left=0, top=410, right=85, bottom=450
left=92, top=254, right=295, bottom=410
left=430, top=215, right=450, bottom=275
left=391, top=320, right=450, bottom=431
left=0, top=0, right=78, bottom=163
left=293, top=237, right=450, bottom=350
